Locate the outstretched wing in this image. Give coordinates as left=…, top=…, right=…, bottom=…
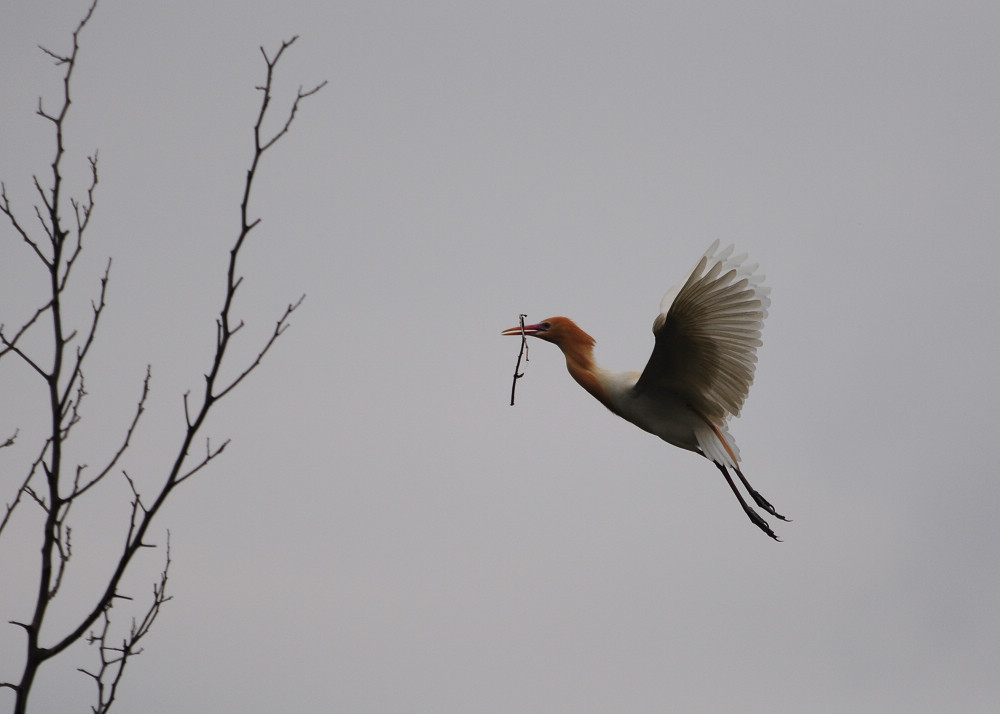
left=633, top=240, right=770, bottom=422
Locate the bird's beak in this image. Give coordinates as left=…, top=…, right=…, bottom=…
left=502, top=323, right=544, bottom=336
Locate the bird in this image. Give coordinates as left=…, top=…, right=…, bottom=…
left=503, top=240, right=787, bottom=540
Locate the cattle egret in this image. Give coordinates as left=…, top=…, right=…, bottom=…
left=503, top=240, right=787, bottom=540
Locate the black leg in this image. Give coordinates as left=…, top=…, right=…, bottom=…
left=733, top=464, right=790, bottom=522
left=714, top=461, right=780, bottom=541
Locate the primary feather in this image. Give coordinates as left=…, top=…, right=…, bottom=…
left=636, top=239, right=770, bottom=422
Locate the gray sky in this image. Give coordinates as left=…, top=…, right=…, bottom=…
left=2, top=1, right=999, bottom=712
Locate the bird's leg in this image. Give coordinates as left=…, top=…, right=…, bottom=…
left=732, top=464, right=790, bottom=522
left=693, top=414, right=788, bottom=525
left=714, top=461, right=780, bottom=541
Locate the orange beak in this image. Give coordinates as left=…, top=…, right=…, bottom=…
left=502, top=323, right=544, bottom=336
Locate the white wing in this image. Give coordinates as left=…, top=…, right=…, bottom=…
left=634, top=240, right=770, bottom=422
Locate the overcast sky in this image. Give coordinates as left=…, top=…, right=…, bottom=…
left=2, top=1, right=999, bottom=712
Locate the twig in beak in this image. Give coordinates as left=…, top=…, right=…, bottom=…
left=509, top=313, right=529, bottom=406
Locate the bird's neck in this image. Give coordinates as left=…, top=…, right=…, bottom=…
left=556, top=328, right=620, bottom=416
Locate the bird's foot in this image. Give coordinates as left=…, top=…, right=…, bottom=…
left=743, top=503, right=781, bottom=541
left=746, top=487, right=790, bottom=522
left=714, top=460, right=784, bottom=541
left=734, top=466, right=790, bottom=522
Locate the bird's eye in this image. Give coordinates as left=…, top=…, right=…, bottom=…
left=539, top=322, right=551, bottom=330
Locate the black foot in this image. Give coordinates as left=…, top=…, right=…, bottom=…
left=734, top=465, right=790, bottom=522
left=742, top=502, right=781, bottom=541
left=713, top=460, right=783, bottom=541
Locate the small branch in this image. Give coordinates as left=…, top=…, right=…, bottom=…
left=61, top=259, right=111, bottom=415
left=1, top=471, right=36, bottom=536
left=0, top=183, right=52, bottom=267
left=255, top=37, right=328, bottom=152
left=61, top=152, right=99, bottom=292
left=78, top=534, right=171, bottom=714
left=213, top=295, right=304, bottom=401
left=238, top=37, right=325, bottom=250
left=70, top=367, right=151, bottom=501
left=0, top=323, right=50, bottom=378
left=24, top=485, right=47, bottom=511
left=0, top=437, right=54, bottom=536
left=121, top=471, right=148, bottom=542
left=32, top=177, right=55, bottom=222
left=174, top=438, right=230, bottom=486
left=38, top=45, right=71, bottom=66
left=59, top=373, right=86, bottom=441
left=259, top=80, right=328, bottom=153
left=48, top=521, right=73, bottom=599
left=509, top=314, right=529, bottom=406
left=0, top=300, right=55, bottom=363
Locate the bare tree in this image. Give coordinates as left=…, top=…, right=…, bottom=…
left=0, top=2, right=325, bottom=712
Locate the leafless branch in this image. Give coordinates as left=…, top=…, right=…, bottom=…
left=174, top=438, right=230, bottom=486
left=48, top=519, right=72, bottom=599
left=1, top=3, right=322, bottom=710
left=256, top=37, right=329, bottom=154
left=0, top=183, right=51, bottom=266
left=0, top=437, right=54, bottom=537
left=78, top=534, right=171, bottom=714
left=213, top=295, right=304, bottom=401
left=32, top=176, right=55, bottom=220
left=1, top=471, right=35, bottom=536
left=60, top=373, right=86, bottom=441
left=60, top=259, right=111, bottom=414
left=61, top=152, right=98, bottom=292
left=0, top=320, right=50, bottom=377
left=70, top=367, right=151, bottom=501
left=0, top=300, right=55, bottom=362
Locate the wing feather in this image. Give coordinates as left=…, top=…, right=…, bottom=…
left=635, top=240, right=770, bottom=421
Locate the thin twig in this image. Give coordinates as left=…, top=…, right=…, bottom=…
left=212, top=295, right=304, bottom=401
left=0, top=300, right=56, bottom=361
left=509, top=314, right=529, bottom=406
left=0, top=437, right=55, bottom=536
left=78, top=533, right=171, bottom=714
left=0, top=183, right=52, bottom=266
left=70, top=367, right=151, bottom=501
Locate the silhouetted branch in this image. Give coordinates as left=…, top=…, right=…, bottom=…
left=0, top=438, right=54, bottom=537
left=47, top=33, right=323, bottom=667
left=0, top=2, right=322, bottom=711
left=174, top=438, right=230, bottom=486
left=213, top=295, right=304, bottom=401
left=0, top=321, right=49, bottom=377
left=61, top=259, right=111, bottom=414
left=0, top=300, right=55, bottom=361
left=78, top=535, right=172, bottom=714
left=60, top=152, right=98, bottom=293
left=0, top=183, right=51, bottom=266
left=256, top=38, right=328, bottom=153
left=70, top=367, right=151, bottom=501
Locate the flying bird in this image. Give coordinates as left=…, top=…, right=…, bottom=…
left=503, top=241, right=787, bottom=539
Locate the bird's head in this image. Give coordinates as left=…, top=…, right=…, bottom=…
left=502, top=316, right=593, bottom=349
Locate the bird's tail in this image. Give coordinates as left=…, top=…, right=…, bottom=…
left=694, top=419, right=741, bottom=469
